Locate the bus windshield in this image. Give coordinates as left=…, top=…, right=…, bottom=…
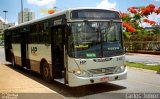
left=67, top=21, right=124, bottom=58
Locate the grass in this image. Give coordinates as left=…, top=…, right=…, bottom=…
left=126, top=62, right=160, bottom=72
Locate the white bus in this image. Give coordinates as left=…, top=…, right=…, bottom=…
left=4, top=8, right=127, bottom=87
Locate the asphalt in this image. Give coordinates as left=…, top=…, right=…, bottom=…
left=126, top=53, right=160, bottom=65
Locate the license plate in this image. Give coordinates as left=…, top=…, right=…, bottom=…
left=100, top=77, right=108, bottom=81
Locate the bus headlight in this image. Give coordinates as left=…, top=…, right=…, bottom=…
left=73, top=69, right=92, bottom=77
left=114, top=65, right=126, bottom=73
left=73, top=69, right=81, bottom=75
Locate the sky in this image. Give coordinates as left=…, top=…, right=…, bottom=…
left=0, top=0, right=160, bottom=26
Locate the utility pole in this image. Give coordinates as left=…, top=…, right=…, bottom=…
left=3, top=10, right=8, bottom=24
left=3, top=10, right=8, bottom=29
left=21, top=0, right=23, bottom=23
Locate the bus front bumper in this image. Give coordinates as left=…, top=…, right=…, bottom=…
left=68, top=68, right=127, bottom=87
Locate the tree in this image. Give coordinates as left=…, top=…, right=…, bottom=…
left=120, top=4, right=160, bottom=41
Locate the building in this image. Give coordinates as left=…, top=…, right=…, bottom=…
left=0, top=20, right=4, bottom=40
left=0, top=20, right=15, bottom=30
left=0, top=20, right=15, bottom=40
left=0, top=20, right=4, bottom=30
left=4, top=23, right=15, bottom=29
left=0, top=20, right=5, bottom=39
left=18, top=8, right=35, bottom=24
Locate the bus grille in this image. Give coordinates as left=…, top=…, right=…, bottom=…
left=88, top=67, right=116, bottom=75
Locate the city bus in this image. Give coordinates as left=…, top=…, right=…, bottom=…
left=4, top=8, right=127, bottom=87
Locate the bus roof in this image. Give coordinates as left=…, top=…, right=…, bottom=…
left=8, top=7, right=119, bottom=30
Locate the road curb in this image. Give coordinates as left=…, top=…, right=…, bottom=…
left=126, top=50, right=160, bottom=55
left=127, top=66, right=160, bottom=74
left=126, top=53, right=160, bottom=58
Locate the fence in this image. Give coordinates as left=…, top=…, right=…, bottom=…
left=124, top=41, right=160, bottom=51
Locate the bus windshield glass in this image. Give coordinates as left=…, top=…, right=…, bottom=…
left=67, top=21, right=124, bottom=58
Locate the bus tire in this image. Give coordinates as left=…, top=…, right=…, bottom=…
left=42, top=61, right=52, bottom=82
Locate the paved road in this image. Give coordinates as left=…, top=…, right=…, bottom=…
left=0, top=47, right=160, bottom=99
left=126, top=53, right=160, bottom=65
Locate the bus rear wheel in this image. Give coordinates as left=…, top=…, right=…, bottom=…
left=42, top=61, right=52, bottom=82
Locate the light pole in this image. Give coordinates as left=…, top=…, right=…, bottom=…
left=21, top=0, right=23, bottom=23
left=3, top=10, right=8, bottom=24
left=3, top=10, right=8, bottom=29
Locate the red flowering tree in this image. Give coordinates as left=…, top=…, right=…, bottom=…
left=127, top=4, right=158, bottom=26
left=155, top=7, right=160, bottom=14
left=121, top=4, right=160, bottom=40
left=122, top=22, right=136, bottom=32
left=141, top=4, right=155, bottom=16
left=143, top=19, right=156, bottom=25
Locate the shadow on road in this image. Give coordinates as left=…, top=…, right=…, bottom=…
left=5, top=64, right=126, bottom=98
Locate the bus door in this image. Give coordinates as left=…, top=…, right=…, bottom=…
left=4, top=31, right=12, bottom=62
left=51, top=25, right=65, bottom=80
left=20, top=31, right=30, bottom=69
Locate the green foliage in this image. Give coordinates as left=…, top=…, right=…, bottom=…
left=133, top=13, right=142, bottom=21
left=1, top=34, right=4, bottom=40
left=128, top=34, right=157, bottom=41
left=122, top=14, right=132, bottom=22
left=123, top=32, right=131, bottom=40
left=123, top=15, right=159, bottom=41
left=152, top=29, right=160, bottom=35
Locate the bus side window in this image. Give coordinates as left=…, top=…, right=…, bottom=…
left=48, top=19, right=54, bottom=27
left=43, top=21, right=50, bottom=44
left=44, top=21, right=49, bottom=32
left=29, top=24, right=37, bottom=43
left=12, top=29, right=20, bottom=44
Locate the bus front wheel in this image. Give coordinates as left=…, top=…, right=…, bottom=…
left=42, top=61, right=52, bottom=82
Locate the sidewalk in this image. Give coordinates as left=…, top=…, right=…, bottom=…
left=0, top=64, right=54, bottom=93
left=0, top=64, right=65, bottom=99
